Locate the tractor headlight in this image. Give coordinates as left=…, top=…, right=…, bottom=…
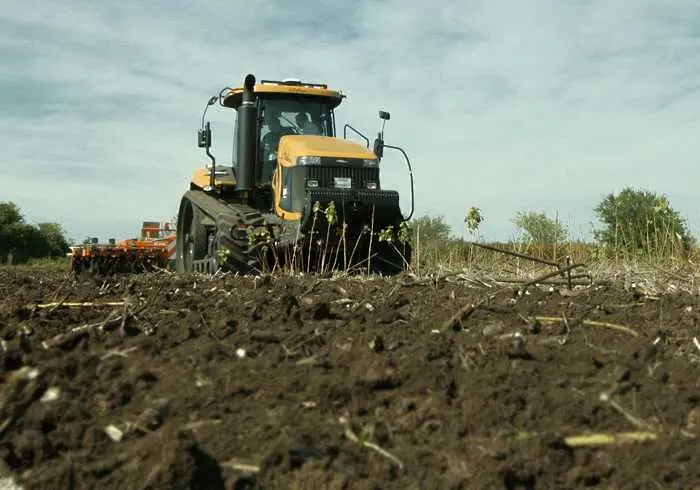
left=363, top=158, right=378, bottom=167
left=306, top=179, right=319, bottom=188
left=296, top=155, right=321, bottom=166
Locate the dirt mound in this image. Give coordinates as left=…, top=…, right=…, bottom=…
left=0, top=267, right=699, bottom=489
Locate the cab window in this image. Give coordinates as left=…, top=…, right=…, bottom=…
left=258, top=96, right=335, bottom=182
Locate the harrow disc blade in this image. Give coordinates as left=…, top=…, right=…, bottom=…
left=71, top=252, right=169, bottom=276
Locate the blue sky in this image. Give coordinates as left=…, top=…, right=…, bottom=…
left=1, top=0, right=699, bottom=243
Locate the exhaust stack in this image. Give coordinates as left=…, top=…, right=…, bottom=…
left=236, top=74, right=257, bottom=192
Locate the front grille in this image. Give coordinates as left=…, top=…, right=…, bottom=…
left=306, top=166, right=379, bottom=189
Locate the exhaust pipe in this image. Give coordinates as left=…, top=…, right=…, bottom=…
left=236, top=74, right=257, bottom=192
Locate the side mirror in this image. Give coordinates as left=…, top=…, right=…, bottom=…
left=373, top=133, right=384, bottom=159
left=379, top=110, right=391, bottom=120
left=198, top=121, right=212, bottom=148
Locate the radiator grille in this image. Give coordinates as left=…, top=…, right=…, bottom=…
left=306, top=166, right=379, bottom=189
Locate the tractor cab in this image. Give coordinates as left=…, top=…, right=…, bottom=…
left=247, top=93, right=337, bottom=184
left=222, top=80, right=343, bottom=188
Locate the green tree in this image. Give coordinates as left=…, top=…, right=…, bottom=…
left=0, top=202, right=23, bottom=228
left=0, top=201, right=70, bottom=264
left=410, top=214, right=452, bottom=243
left=4, top=222, right=44, bottom=263
left=593, top=187, right=694, bottom=258
left=0, top=202, right=24, bottom=262
left=512, top=211, right=568, bottom=244
left=407, top=214, right=460, bottom=269
left=37, top=223, right=70, bottom=257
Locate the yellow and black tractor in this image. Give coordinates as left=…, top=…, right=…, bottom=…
left=176, top=73, right=414, bottom=275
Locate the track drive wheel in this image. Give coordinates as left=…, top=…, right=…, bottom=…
left=176, top=201, right=207, bottom=273
left=205, top=232, right=223, bottom=274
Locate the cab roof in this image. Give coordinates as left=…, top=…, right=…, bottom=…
left=221, top=79, right=346, bottom=109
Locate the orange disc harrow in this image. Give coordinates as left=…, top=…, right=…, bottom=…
left=71, top=222, right=176, bottom=275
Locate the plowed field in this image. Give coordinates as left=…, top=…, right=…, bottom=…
left=1, top=267, right=699, bottom=489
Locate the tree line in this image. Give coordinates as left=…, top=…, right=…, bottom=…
left=0, top=202, right=70, bottom=264
left=412, top=187, right=695, bottom=261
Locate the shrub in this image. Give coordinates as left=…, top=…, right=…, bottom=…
left=593, top=187, right=694, bottom=259
left=512, top=211, right=568, bottom=245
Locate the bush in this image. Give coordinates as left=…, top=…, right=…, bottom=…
left=408, top=214, right=470, bottom=270
left=593, top=188, right=694, bottom=259
left=512, top=211, right=568, bottom=245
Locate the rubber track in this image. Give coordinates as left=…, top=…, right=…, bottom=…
left=209, top=205, right=267, bottom=275
left=184, top=190, right=268, bottom=275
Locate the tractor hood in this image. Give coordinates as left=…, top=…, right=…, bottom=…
left=277, top=135, right=377, bottom=166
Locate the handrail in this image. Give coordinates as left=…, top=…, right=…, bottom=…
left=383, top=144, right=415, bottom=221
left=342, top=124, right=370, bottom=148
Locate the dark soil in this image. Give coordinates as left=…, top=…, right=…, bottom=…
left=1, top=267, right=699, bottom=489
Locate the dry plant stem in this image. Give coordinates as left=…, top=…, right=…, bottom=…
left=391, top=242, right=411, bottom=271
left=330, top=226, right=344, bottom=272
left=306, top=213, right=317, bottom=274
left=295, top=355, right=319, bottom=365
left=118, top=300, right=131, bottom=335
left=50, top=275, right=72, bottom=300
left=564, top=431, right=658, bottom=447
left=301, top=279, right=323, bottom=297
left=520, top=262, right=586, bottom=292
left=599, top=392, right=653, bottom=430
left=199, top=313, right=221, bottom=341
left=148, top=264, right=173, bottom=275
left=534, top=316, right=639, bottom=337
left=493, top=276, right=591, bottom=286
left=220, top=460, right=261, bottom=473
left=346, top=228, right=368, bottom=270
left=46, top=293, right=71, bottom=313
left=321, top=217, right=332, bottom=274
left=561, top=313, right=571, bottom=340
left=36, top=301, right=126, bottom=309
left=470, top=241, right=561, bottom=267
left=131, top=283, right=166, bottom=317
left=0, top=369, right=45, bottom=438
left=367, top=206, right=376, bottom=275
left=100, top=346, right=138, bottom=360
left=284, top=329, right=324, bottom=357
left=343, top=226, right=348, bottom=271
left=416, top=223, right=420, bottom=277
left=345, top=253, right=375, bottom=276
left=42, top=314, right=123, bottom=349
left=339, top=416, right=404, bottom=470
left=693, top=337, right=700, bottom=353
left=441, top=287, right=513, bottom=332
left=183, top=419, right=223, bottom=431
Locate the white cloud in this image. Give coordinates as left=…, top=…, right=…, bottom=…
left=1, top=0, right=699, bottom=244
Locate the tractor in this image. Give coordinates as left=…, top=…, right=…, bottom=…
left=176, top=74, right=414, bottom=275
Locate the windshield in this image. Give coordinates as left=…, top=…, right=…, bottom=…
left=259, top=95, right=335, bottom=140
left=256, top=96, right=335, bottom=181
